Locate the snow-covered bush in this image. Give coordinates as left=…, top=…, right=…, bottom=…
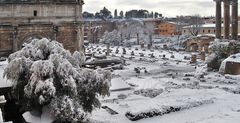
left=4, top=38, right=112, bottom=122
left=207, top=39, right=240, bottom=70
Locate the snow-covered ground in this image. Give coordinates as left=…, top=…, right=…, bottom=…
left=86, top=44, right=240, bottom=123
left=1, top=43, right=240, bottom=123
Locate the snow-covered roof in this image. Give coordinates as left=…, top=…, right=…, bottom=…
left=197, top=34, right=215, bottom=38
left=183, top=21, right=240, bottom=29
left=182, top=23, right=218, bottom=29
left=83, top=19, right=103, bottom=22
left=168, top=21, right=177, bottom=25
left=132, top=18, right=161, bottom=21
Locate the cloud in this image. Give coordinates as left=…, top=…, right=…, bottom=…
left=83, top=0, right=216, bottom=17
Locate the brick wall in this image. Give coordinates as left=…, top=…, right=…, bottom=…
left=0, top=22, right=82, bottom=56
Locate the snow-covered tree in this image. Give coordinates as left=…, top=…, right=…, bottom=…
left=187, top=15, right=203, bottom=36
left=144, top=22, right=155, bottom=46
left=207, top=39, right=240, bottom=70
left=100, top=30, right=121, bottom=45
left=4, top=38, right=111, bottom=122
left=117, top=19, right=147, bottom=44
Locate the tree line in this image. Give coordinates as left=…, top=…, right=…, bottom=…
left=83, top=7, right=162, bottom=19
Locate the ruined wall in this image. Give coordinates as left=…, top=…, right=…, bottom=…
left=0, top=4, right=78, bottom=17
left=0, top=25, right=13, bottom=56
left=57, top=23, right=79, bottom=53
left=0, top=22, right=81, bottom=56
left=0, top=2, right=84, bottom=56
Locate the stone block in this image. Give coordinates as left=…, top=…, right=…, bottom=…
left=225, top=62, right=240, bottom=75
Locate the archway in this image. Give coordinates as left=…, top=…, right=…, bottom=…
left=190, top=43, right=198, bottom=52
left=18, top=33, right=49, bottom=50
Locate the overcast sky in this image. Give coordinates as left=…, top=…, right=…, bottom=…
left=83, top=0, right=218, bottom=17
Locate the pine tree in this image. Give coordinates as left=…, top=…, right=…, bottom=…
left=120, top=11, right=124, bottom=19
left=114, top=9, right=118, bottom=19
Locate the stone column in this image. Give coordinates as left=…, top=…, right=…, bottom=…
left=76, top=1, right=84, bottom=53
left=232, top=0, right=238, bottom=40
left=120, top=33, right=123, bottom=44
left=224, top=0, right=230, bottom=39
left=53, top=25, right=58, bottom=41
left=77, top=24, right=84, bottom=53
left=12, top=26, right=18, bottom=52
left=137, top=33, right=139, bottom=45
left=215, top=0, right=222, bottom=39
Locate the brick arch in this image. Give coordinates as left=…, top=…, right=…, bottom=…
left=186, top=39, right=200, bottom=52
left=18, top=33, right=51, bottom=49
left=189, top=43, right=199, bottom=52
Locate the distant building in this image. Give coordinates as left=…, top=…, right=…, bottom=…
left=182, top=24, right=216, bottom=36
left=182, top=22, right=240, bottom=37
left=158, top=22, right=179, bottom=36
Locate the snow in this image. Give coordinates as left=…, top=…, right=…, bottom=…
left=85, top=43, right=240, bottom=123
left=1, top=37, right=240, bottom=122
left=0, top=109, right=3, bottom=122
left=22, top=106, right=55, bottom=123
left=183, top=23, right=223, bottom=29
left=0, top=61, right=12, bottom=88
left=110, top=77, right=131, bottom=91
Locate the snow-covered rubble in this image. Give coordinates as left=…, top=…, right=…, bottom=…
left=133, top=88, right=164, bottom=98
left=125, top=99, right=214, bottom=121
left=85, top=43, right=240, bottom=123
left=2, top=39, right=240, bottom=123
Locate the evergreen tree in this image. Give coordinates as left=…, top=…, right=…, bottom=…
left=100, top=7, right=112, bottom=19
left=150, top=11, right=154, bottom=18
left=83, top=11, right=94, bottom=18
left=114, top=9, right=118, bottom=19
left=120, top=11, right=124, bottom=19
left=154, top=12, right=159, bottom=18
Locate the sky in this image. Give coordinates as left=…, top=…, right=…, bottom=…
left=83, top=0, right=217, bottom=17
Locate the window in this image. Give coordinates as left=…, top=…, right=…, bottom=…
left=184, top=30, right=186, bottom=33
left=203, top=30, right=205, bottom=33
left=208, top=29, right=210, bottom=33
left=34, top=10, right=37, bottom=16
left=214, top=29, right=216, bottom=33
